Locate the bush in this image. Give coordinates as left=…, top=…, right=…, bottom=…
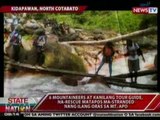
left=134, top=35, right=157, bottom=50
left=139, top=15, right=157, bottom=29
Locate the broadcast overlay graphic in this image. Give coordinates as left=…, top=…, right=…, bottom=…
left=2, top=4, right=159, bottom=117
left=0, top=6, right=87, bottom=13
left=0, top=94, right=160, bottom=117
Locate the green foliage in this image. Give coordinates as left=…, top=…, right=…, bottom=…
left=139, top=15, right=157, bottom=29
left=115, top=11, right=142, bottom=34
left=27, top=11, right=157, bottom=34
left=23, top=35, right=33, bottom=41
left=28, top=13, right=45, bottom=20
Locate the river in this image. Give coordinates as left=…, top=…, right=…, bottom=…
left=4, top=50, right=157, bottom=97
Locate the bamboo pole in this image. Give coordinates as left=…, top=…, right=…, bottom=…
left=113, top=70, right=157, bottom=78
left=5, top=61, right=157, bottom=90
left=4, top=61, right=125, bottom=81
left=60, top=27, right=157, bottom=45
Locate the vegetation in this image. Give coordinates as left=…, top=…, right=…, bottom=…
left=23, top=34, right=33, bottom=41
left=28, top=11, right=157, bottom=34
left=135, top=35, right=157, bottom=49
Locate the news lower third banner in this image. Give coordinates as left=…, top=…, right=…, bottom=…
left=0, top=6, right=158, bottom=14
left=0, top=6, right=87, bottom=13
left=0, top=93, right=160, bottom=114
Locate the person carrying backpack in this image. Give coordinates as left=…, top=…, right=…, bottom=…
left=95, top=42, right=118, bottom=77
left=33, top=31, right=47, bottom=66
left=11, top=14, right=19, bottom=31
left=9, top=25, right=23, bottom=62
left=124, top=39, right=145, bottom=83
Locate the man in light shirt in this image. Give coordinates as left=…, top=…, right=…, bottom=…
left=125, top=39, right=145, bottom=83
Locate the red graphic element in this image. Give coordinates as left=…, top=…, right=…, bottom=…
left=0, top=6, right=12, bottom=12
left=33, top=94, right=159, bottom=112
left=132, top=7, right=149, bottom=14
left=146, top=95, right=160, bottom=111
left=0, top=6, right=87, bottom=13
left=0, top=106, right=5, bottom=113
left=132, top=7, right=158, bottom=14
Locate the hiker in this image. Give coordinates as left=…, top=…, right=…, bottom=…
left=59, top=22, right=67, bottom=35
left=51, top=19, right=64, bottom=36
left=4, top=28, right=10, bottom=43
left=154, top=54, right=157, bottom=69
left=43, top=19, right=49, bottom=28
left=152, top=54, right=157, bottom=80
left=9, top=25, right=23, bottom=62
left=11, top=14, right=19, bottom=31
left=124, top=39, right=145, bottom=83
left=95, top=42, right=118, bottom=77
left=33, top=31, right=47, bottom=66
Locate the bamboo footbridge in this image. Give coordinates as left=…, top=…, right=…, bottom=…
left=4, top=61, right=157, bottom=91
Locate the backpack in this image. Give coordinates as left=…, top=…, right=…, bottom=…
left=127, top=42, right=142, bottom=56
left=103, top=47, right=115, bottom=57
left=10, top=31, right=21, bottom=45
left=36, top=35, right=47, bottom=47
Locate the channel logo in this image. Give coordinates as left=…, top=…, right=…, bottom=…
left=132, top=7, right=158, bottom=14
left=5, top=98, right=31, bottom=112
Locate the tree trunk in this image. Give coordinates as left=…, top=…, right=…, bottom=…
left=60, top=27, right=157, bottom=45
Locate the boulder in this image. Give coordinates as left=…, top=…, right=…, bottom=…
left=23, top=22, right=39, bottom=29
left=68, top=28, right=76, bottom=34
left=61, top=75, right=83, bottom=86
left=59, top=33, right=79, bottom=41
left=93, top=34, right=105, bottom=40
left=34, top=28, right=45, bottom=35
left=93, top=29, right=103, bottom=34
left=23, top=20, right=43, bottom=34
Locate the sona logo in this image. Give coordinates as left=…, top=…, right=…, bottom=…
left=132, top=7, right=158, bottom=14
left=5, top=98, right=31, bottom=112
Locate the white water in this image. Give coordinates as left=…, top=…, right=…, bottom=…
left=4, top=50, right=157, bottom=97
